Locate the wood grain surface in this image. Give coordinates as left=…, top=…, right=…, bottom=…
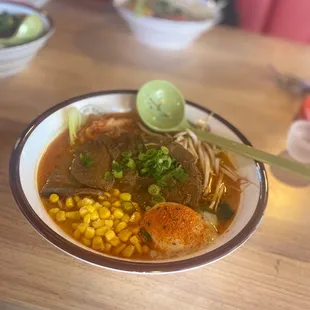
left=1, top=0, right=310, bottom=309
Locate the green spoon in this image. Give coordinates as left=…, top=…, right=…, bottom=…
left=0, top=14, right=44, bottom=47
left=136, top=80, right=310, bottom=181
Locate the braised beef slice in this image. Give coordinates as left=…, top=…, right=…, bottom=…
left=129, top=176, right=155, bottom=206
left=70, top=139, right=114, bottom=191
left=40, top=154, right=105, bottom=197
left=98, top=133, right=143, bottom=187
left=162, top=142, right=203, bottom=207
left=97, top=135, right=121, bottom=160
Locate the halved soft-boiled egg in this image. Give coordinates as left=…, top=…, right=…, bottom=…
left=141, top=202, right=217, bottom=255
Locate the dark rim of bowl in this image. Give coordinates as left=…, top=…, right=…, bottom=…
left=9, top=90, right=268, bottom=273
left=0, top=0, right=54, bottom=49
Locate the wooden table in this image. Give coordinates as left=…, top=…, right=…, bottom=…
left=1, top=1, right=310, bottom=309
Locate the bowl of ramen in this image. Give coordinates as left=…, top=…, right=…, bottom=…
left=113, top=0, right=222, bottom=50
left=9, top=89, right=268, bottom=273
left=0, top=1, right=54, bottom=77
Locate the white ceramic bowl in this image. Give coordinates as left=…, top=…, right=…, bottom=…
left=113, top=0, right=221, bottom=50
left=21, top=0, right=50, bottom=8
left=10, top=91, right=268, bottom=273
left=0, top=1, right=54, bottom=78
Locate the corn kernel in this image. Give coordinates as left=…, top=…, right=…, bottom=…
left=114, top=243, right=126, bottom=254
left=118, top=229, right=133, bottom=242
left=99, top=207, right=111, bottom=219
left=98, top=195, right=107, bottom=201
left=77, top=200, right=84, bottom=208
left=92, top=219, right=106, bottom=229
left=110, top=197, right=117, bottom=203
left=103, top=192, right=111, bottom=199
left=83, top=214, right=91, bottom=224
left=113, top=208, right=124, bottom=219
left=92, top=236, right=104, bottom=250
left=142, top=245, right=149, bottom=254
left=73, top=229, right=81, bottom=239
left=110, top=207, right=116, bottom=213
left=114, top=219, right=120, bottom=227
left=79, top=206, right=89, bottom=217
left=120, top=193, right=131, bottom=201
left=81, top=237, right=91, bottom=247
left=77, top=222, right=89, bottom=233
left=129, top=212, right=141, bottom=223
left=135, top=243, right=142, bottom=254
left=65, top=197, right=74, bottom=208
left=85, top=227, right=95, bottom=239
left=105, top=230, right=116, bottom=242
left=132, top=227, right=140, bottom=235
left=129, top=235, right=139, bottom=245
left=48, top=208, right=60, bottom=216
left=73, top=195, right=81, bottom=202
left=101, top=201, right=111, bottom=208
left=55, top=210, right=66, bottom=222
left=82, top=198, right=93, bottom=206
left=93, top=202, right=102, bottom=209
left=132, top=202, right=139, bottom=209
left=66, top=211, right=81, bottom=220
left=112, top=189, right=120, bottom=196
left=136, top=234, right=142, bottom=243
left=109, top=237, right=120, bottom=247
left=95, top=226, right=110, bottom=236
left=104, top=220, right=114, bottom=228
left=72, top=223, right=79, bottom=230
left=90, top=210, right=99, bottom=221
left=115, top=222, right=127, bottom=233
left=105, top=243, right=112, bottom=253
left=49, top=193, right=59, bottom=203
left=122, top=245, right=135, bottom=258
left=112, top=200, right=121, bottom=208
left=86, top=205, right=96, bottom=213
left=121, top=214, right=130, bottom=222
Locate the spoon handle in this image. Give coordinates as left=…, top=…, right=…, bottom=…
left=192, top=129, right=310, bottom=180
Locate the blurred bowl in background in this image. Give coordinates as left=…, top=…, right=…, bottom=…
left=0, top=1, right=54, bottom=78
left=113, top=0, right=222, bottom=50
left=18, top=0, right=51, bottom=8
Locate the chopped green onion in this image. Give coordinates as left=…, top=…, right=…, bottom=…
left=122, top=151, right=132, bottom=158
left=79, top=153, right=93, bottom=168
left=138, top=153, right=145, bottom=161
left=121, top=201, right=135, bottom=214
left=146, top=148, right=156, bottom=157
left=151, top=195, right=165, bottom=205
left=161, top=146, right=169, bottom=154
left=112, top=160, right=121, bottom=171
left=140, top=228, right=152, bottom=242
left=141, top=167, right=149, bottom=174
left=148, top=184, right=161, bottom=196
left=126, top=158, right=136, bottom=169
left=112, top=170, right=123, bottom=179
left=104, top=171, right=112, bottom=181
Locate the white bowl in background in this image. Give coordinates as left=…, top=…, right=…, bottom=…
left=113, top=0, right=222, bottom=50
left=0, top=1, right=54, bottom=78
left=9, top=91, right=268, bottom=273
left=20, top=0, right=50, bottom=8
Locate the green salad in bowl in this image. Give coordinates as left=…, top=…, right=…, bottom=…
left=0, top=10, right=44, bottom=48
